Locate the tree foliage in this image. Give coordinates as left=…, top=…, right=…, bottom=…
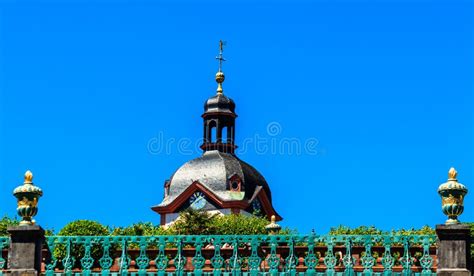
left=55, top=220, right=110, bottom=267
left=168, top=209, right=295, bottom=235
left=111, top=222, right=171, bottom=236
left=329, top=225, right=383, bottom=235
left=211, top=213, right=270, bottom=235
left=170, top=209, right=217, bottom=235
left=0, top=215, right=19, bottom=236
left=57, top=219, right=110, bottom=236
left=329, top=225, right=435, bottom=235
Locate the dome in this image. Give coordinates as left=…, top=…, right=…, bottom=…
left=203, top=94, right=236, bottom=115
left=158, top=150, right=272, bottom=207
left=152, top=42, right=282, bottom=223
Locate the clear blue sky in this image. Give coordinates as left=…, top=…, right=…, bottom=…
left=0, top=0, right=472, bottom=234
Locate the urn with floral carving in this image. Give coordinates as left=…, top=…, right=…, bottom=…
left=13, top=170, right=43, bottom=225
left=438, top=168, right=468, bottom=225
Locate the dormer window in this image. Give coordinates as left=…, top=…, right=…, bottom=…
left=231, top=180, right=240, bottom=191
left=228, top=174, right=242, bottom=192
left=164, top=180, right=170, bottom=197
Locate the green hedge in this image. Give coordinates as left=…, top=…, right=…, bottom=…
left=54, top=220, right=110, bottom=267
left=329, top=225, right=435, bottom=235
left=111, top=222, right=171, bottom=236
left=170, top=209, right=275, bottom=235
left=0, top=216, right=19, bottom=236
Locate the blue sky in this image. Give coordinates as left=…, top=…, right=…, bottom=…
left=0, top=0, right=472, bottom=234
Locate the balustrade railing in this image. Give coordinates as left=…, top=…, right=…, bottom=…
left=36, top=234, right=437, bottom=275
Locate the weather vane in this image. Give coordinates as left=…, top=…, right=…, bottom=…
left=216, top=40, right=226, bottom=72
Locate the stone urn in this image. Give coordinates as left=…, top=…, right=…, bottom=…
left=438, top=167, right=468, bottom=225
left=13, top=170, right=43, bottom=225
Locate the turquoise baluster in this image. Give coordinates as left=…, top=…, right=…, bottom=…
left=192, top=236, right=205, bottom=276
left=324, top=236, right=337, bottom=276
left=62, top=238, right=74, bottom=276
left=400, top=236, right=413, bottom=276
left=136, top=236, right=150, bottom=275
left=248, top=236, right=262, bottom=276
left=210, top=237, right=224, bottom=276
left=155, top=236, right=169, bottom=276
left=173, top=238, right=186, bottom=276
left=99, top=237, right=113, bottom=276
left=45, top=237, right=57, bottom=276
left=419, top=236, right=434, bottom=276
left=266, top=235, right=280, bottom=275
left=361, top=236, right=375, bottom=275
left=342, top=236, right=354, bottom=276
left=304, top=233, right=317, bottom=275
left=80, top=237, right=94, bottom=276
left=118, top=238, right=129, bottom=276
left=230, top=236, right=241, bottom=275
left=381, top=236, right=394, bottom=276
left=284, top=237, right=297, bottom=275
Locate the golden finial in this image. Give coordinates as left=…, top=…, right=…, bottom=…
left=24, top=170, right=33, bottom=184
left=215, top=40, right=226, bottom=94
left=265, top=214, right=281, bottom=235
left=448, top=167, right=457, bottom=180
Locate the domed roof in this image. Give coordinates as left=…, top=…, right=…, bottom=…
left=158, top=150, right=271, bottom=207
left=204, top=93, right=236, bottom=115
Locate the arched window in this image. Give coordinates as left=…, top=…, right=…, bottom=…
left=164, top=180, right=170, bottom=197
left=208, top=120, right=217, bottom=142
left=211, top=127, right=216, bottom=143
left=221, top=126, right=228, bottom=143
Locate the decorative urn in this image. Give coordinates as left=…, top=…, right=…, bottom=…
left=438, top=167, right=468, bottom=225
left=265, top=215, right=282, bottom=235
left=13, top=170, right=43, bottom=226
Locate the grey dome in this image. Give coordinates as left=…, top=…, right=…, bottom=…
left=158, top=150, right=271, bottom=207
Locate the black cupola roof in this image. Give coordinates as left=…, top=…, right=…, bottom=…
left=204, top=93, right=236, bottom=115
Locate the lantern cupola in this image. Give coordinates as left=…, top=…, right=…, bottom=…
left=201, top=40, right=237, bottom=154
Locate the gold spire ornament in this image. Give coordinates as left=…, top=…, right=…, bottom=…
left=13, top=170, right=43, bottom=226
left=215, top=40, right=226, bottom=94
left=438, top=167, right=468, bottom=225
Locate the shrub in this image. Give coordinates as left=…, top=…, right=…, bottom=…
left=111, top=222, right=170, bottom=236
left=328, top=225, right=435, bottom=236
left=169, top=209, right=294, bottom=235
left=0, top=216, right=19, bottom=236
left=58, top=220, right=110, bottom=236
left=329, top=225, right=383, bottom=235
left=390, top=225, right=435, bottom=236
left=211, top=214, right=269, bottom=235
left=54, top=220, right=110, bottom=268
left=170, top=209, right=217, bottom=235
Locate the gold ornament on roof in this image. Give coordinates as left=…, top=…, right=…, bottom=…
left=215, top=40, right=226, bottom=94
